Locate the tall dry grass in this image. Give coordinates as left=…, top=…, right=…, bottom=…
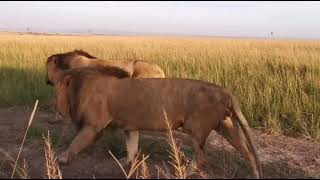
left=108, top=150, right=150, bottom=179
left=138, top=154, right=150, bottom=179
left=1, top=99, right=63, bottom=179
left=109, top=108, right=206, bottom=179
left=42, top=131, right=62, bottom=179
left=11, top=100, right=38, bottom=179
left=0, top=32, right=319, bottom=140
left=0, top=150, right=30, bottom=179
left=2, top=99, right=62, bottom=179
left=163, top=108, right=188, bottom=179
left=0, top=100, right=37, bottom=179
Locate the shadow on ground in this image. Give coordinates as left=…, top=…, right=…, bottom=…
left=0, top=107, right=319, bottom=179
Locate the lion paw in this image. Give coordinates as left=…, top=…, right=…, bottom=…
left=48, top=112, right=63, bottom=124
left=118, top=157, right=131, bottom=167
left=48, top=118, right=61, bottom=124
left=58, top=152, right=70, bottom=165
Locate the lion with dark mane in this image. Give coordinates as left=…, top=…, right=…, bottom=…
left=46, top=49, right=165, bottom=86
left=46, top=49, right=165, bottom=121
left=45, top=49, right=166, bottom=154
left=50, top=60, right=262, bottom=178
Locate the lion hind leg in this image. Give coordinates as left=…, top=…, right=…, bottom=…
left=190, top=136, right=207, bottom=169
left=185, top=124, right=211, bottom=170
left=124, top=130, right=139, bottom=165
left=219, top=116, right=259, bottom=178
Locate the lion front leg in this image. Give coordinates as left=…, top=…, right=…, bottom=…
left=48, top=95, right=70, bottom=124
left=48, top=97, right=62, bottom=124
left=58, top=125, right=99, bottom=164
left=48, top=111, right=63, bottom=124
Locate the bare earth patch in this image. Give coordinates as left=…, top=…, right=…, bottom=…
left=0, top=106, right=319, bottom=178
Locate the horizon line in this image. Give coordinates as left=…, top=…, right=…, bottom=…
left=1, top=29, right=320, bottom=41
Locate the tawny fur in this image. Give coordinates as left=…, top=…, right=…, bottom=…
left=45, top=49, right=165, bottom=86
left=45, top=50, right=166, bottom=163
left=52, top=66, right=262, bottom=179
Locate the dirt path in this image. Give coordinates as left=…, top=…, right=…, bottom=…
left=0, top=106, right=319, bottom=179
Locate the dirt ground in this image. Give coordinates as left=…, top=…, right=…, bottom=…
left=0, top=106, right=319, bottom=179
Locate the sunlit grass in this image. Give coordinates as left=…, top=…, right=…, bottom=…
left=0, top=32, right=319, bottom=141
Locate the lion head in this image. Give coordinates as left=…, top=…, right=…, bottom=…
left=45, top=49, right=98, bottom=85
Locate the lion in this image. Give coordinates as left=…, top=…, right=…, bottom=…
left=45, top=49, right=165, bottom=87
left=45, top=49, right=165, bottom=120
left=45, top=49, right=165, bottom=122
left=50, top=64, right=262, bottom=178
left=45, top=49, right=166, bottom=154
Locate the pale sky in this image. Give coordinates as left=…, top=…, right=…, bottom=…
left=1, top=1, right=320, bottom=39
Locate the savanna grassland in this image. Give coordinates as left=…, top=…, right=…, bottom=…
left=1, top=32, right=319, bottom=141
left=1, top=32, right=320, bottom=179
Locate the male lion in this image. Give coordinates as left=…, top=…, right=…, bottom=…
left=46, top=49, right=165, bottom=123
left=45, top=49, right=165, bottom=86
left=51, top=65, right=262, bottom=178
left=45, top=49, right=166, bottom=157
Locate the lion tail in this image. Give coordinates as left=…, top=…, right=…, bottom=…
left=231, top=96, right=262, bottom=179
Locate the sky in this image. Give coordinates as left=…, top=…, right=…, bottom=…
left=1, top=1, right=320, bottom=39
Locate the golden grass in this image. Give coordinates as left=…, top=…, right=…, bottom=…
left=163, top=108, right=188, bottom=179
left=0, top=100, right=37, bottom=179
left=42, top=131, right=62, bottom=179
left=11, top=100, right=38, bottom=179
left=108, top=150, right=150, bottom=179
left=0, top=32, right=319, bottom=140
left=2, top=100, right=62, bottom=179
left=0, top=150, right=29, bottom=179
left=138, top=154, right=150, bottom=179
left=109, top=108, right=204, bottom=179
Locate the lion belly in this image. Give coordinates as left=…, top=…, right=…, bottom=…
left=108, top=88, right=185, bottom=131
left=105, top=78, right=222, bottom=131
